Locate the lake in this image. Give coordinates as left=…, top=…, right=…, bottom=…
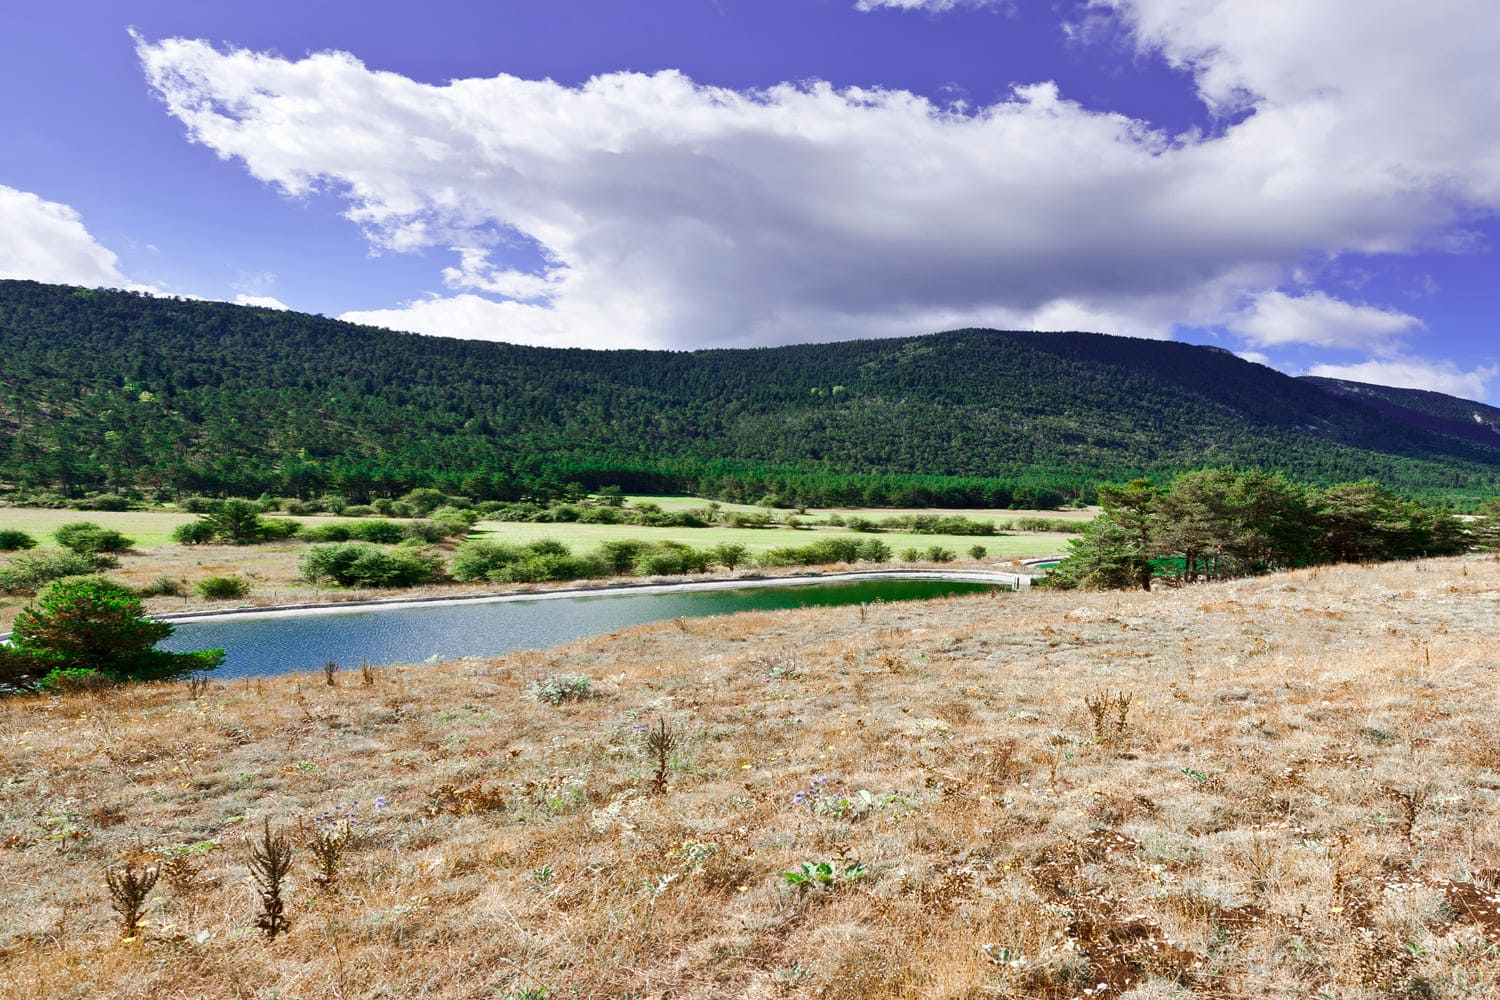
left=159, top=577, right=1002, bottom=678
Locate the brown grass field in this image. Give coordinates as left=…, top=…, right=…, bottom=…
left=3, top=554, right=1500, bottom=998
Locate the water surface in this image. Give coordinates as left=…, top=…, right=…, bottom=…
left=161, top=578, right=998, bottom=678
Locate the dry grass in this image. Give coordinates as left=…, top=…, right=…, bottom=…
left=4, top=554, right=1500, bottom=998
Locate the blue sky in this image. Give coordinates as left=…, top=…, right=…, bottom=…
left=3, top=1, right=1498, bottom=401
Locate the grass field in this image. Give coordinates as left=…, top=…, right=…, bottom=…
left=0, top=508, right=200, bottom=548
left=467, top=519, right=1069, bottom=560
left=0, top=501, right=1078, bottom=629
left=3, top=553, right=1499, bottom=997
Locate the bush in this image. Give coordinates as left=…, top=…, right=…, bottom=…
left=348, top=520, right=406, bottom=543
left=54, top=521, right=134, bottom=555
left=489, top=552, right=603, bottom=583
left=527, top=673, right=593, bottom=705
left=259, top=518, right=302, bottom=540
left=969, top=544, right=988, bottom=560
left=340, top=504, right=376, bottom=518
left=137, top=576, right=187, bottom=597
left=402, top=519, right=450, bottom=543
left=0, top=550, right=107, bottom=594
left=633, top=543, right=712, bottom=577
left=449, top=540, right=526, bottom=582
left=300, top=543, right=442, bottom=587
left=0, top=529, right=37, bottom=551
left=593, top=539, right=649, bottom=574
left=172, top=520, right=217, bottom=545
left=710, top=542, right=751, bottom=570
left=179, top=496, right=219, bottom=514
left=2, top=576, right=223, bottom=689
left=757, top=537, right=888, bottom=568
left=195, top=576, right=251, bottom=599
left=302, top=520, right=403, bottom=544
left=925, top=546, right=957, bottom=563
left=72, top=494, right=132, bottom=512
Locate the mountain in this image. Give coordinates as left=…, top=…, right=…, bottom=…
left=1, top=279, right=1497, bottom=505
left=1301, top=376, right=1500, bottom=450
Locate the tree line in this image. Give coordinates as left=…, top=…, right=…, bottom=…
left=1047, top=469, right=1478, bottom=591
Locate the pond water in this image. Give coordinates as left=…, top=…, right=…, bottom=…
left=159, top=578, right=1001, bottom=678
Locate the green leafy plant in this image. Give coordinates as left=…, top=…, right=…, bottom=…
left=527, top=673, right=593, bottom=705
left=195, top=575, right=250, bottom=599
left=777, top=858, right=868, bottom=891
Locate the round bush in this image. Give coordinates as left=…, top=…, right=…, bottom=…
left=54, top=521, right=133, bottom=555
left=195, top=576, right=251, bottom=600
left=0, top=529, right=37, bottom=551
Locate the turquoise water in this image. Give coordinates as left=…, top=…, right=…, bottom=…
left=160, top=578, right=999, bottom=678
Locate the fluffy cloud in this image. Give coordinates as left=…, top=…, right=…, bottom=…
left=0, top=185, right=146, bottom=289
left=135, top=2, right=1500, bottom=356
left=1230, top=291, right=1422, bottom=353
left=233, top=294, right=290, bottom=310
left=1306, top=357, right=1499, bottom=401
left=853, top=0, right=1008, bottom=11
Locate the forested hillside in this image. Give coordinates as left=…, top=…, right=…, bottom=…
left=3, top=279, right=1499, bottom=506
left=1302, top=376, right=1500, bottom=450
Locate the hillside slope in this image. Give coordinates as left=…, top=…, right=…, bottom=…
left=2, top=279, right=1498, bottom=503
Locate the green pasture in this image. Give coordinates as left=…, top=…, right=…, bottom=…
left=470, top=519, right=1070, bottom=561
left=0, top=508, right=198, bottom=548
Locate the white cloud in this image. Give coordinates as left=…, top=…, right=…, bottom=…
left=233, top=293, right=290, bottom=310
left=1229, top=291, right=1422, bottom=353
left=135, top=3, right=1500, bottom=352
left=1306, top=357, right=1499, bottom=401
left=0, top=184, right=147, bottom=289
left=853, top=0, right=1008, bottom=11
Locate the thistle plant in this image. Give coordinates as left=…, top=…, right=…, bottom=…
left=248, top=819, right=293, bottom=939
left=105, top=860, right=159, bottom=938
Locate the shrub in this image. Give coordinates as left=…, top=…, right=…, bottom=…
left=341, top=504, right=376, bottom=518
left=172, top=520, right=217, bottom=545
left=0, top=529, right=36, bottom=551
left=449, top=539, right=526, bottom=582
left=301, top=523, right=352, bottom=543
left=594, top=539, right=651, bottom=574
left=54, top=521, right=134, bottom=555
left=347, top=520, right=405, bottom=544
left=757, top=537, right=887, bottom=568
left=969, top=544, right=989, bottom=560
left=137, top=576, right=187, bottom=597
left=179, top=496, right=219, bottom=514
left=710, top=542, right=751, bottom=570
left=633, top=543, right=712, bottom=576
left=74, top=494, right=132, bottom=512
left=300, top=543, right=442, bottom=587
left=401, top=519, right=450, bottom=543
left=195, top=576, right=251, bottom=599
left=0, top=550, right=106, bottom=594
left=259, top=518, right=302, bottom=540
left=489, top=552, right=602, bottom=583
left=925, top=546, right=957, bottom=563
left=2, top=575, right=223, bottom=688
left=527, top=673, right=593, bottom=705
